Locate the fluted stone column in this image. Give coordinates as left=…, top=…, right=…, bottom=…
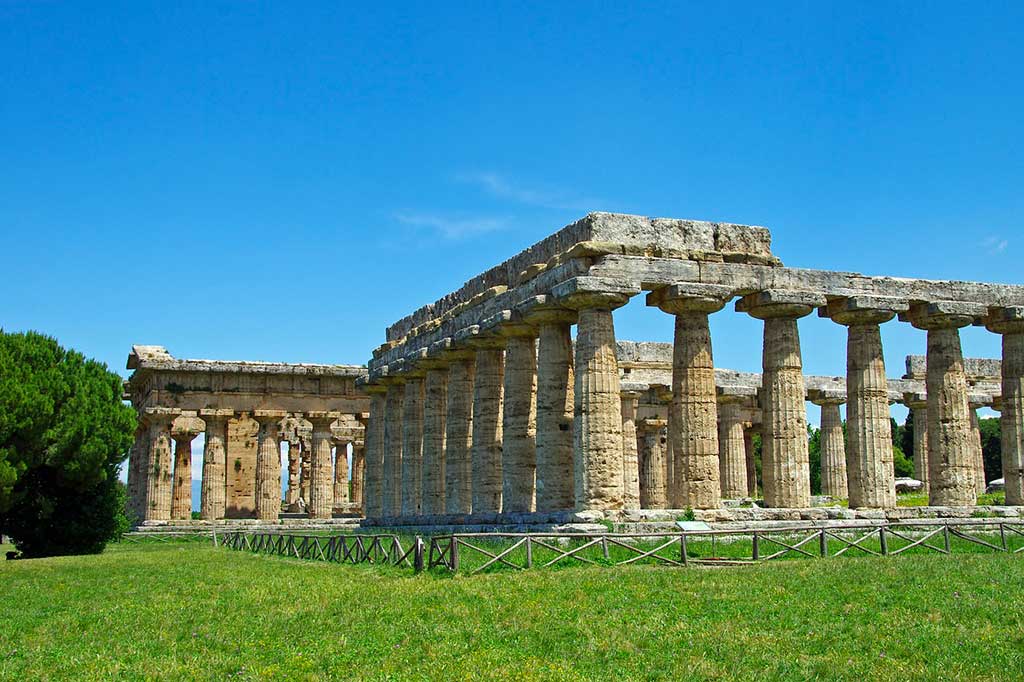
left=253, top=410, right=286, bottom=521
left=307, top=413, right=338, bottom=519
left=621, top=392, right=641, bottom=508
left=500, top=324, right=539, bottom=513
left=650, top=284, right=732, bottom=510
left=823, top=298, right=902, bottom=508
left=812, top=397, right=848, bottom=499
left=744, top=427, right=758, bottom=498
left=556, top=278, right=636, bottom=511
left=443, top=349, right=475, bottom=514
left=469, top=341, right=505, bottom=514
left=524, top=301, right=576, bottom=512
left=299, top=447, right=311, bottom=506
left=718, top=400, right=748, bottom=499
left=199, top=410, right=231, bottom=520
left=333, top=438, right=350, bottom=510
left=171, top=428, right=198, bottom=520
left=351, top=441, right=365, bottom=513
left=400, top=375, right=425, bottom=516
left=284, top=440, right=301, bottom=508
left=968, top=403, right=986, bottom=494
left=902, top=301, right=985, bottom=506
left=363, top=387, right=387, bottom=518
left=420, top=363, right=448, bottom=515
left=985, top=307, right=1024, bottom=505
left=127, top=422, right=148, bottom=519
left=638, top=418, right=668, bottom=509
left=904, top=393, right=929, bottom=494
left=381, top=380, right=405, bottom=517
left=738, top=291, right=824, bottom=508
left=142, top=409, right=178, bottom=521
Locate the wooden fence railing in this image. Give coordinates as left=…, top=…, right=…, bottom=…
left=217, top=520, right=1024, bottom=574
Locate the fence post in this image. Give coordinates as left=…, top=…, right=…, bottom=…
left=1000, top=523, right=1007, bottom=551
left=525, top=536, right=533, bottom=569
left=879, top=526, right=888, bottom=556
left=819, top=528, right=827, bottom=558
left=752, top=531, right=759, bottom=561
left=680, top=533, right=689, bottom=566
left=212, top=528, right=218, bottom=547
left=414, top=536, right=425, bottom=573
left=943, top=524, right=951, bottom=553
left=602, top=536, right=610, bottom=561
left=451, top=536, right=460, bottom=573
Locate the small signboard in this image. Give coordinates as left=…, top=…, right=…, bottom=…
left=675, top=521, right=712, bottom=532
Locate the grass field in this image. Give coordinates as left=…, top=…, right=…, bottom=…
left=2, top=540, right=1023, bottom=680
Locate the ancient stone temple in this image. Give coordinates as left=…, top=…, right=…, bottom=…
left=124, top=346, right=368, bottom=523
left=360, top=212, right=1024, bottom=522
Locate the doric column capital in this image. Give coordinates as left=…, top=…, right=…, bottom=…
left=515, top=295, right=577, bottom=326
left=454, top=324, right=507, bottom=350
left=637, top=417, right=668, bottom=434
left=199, top=408, right=234, bottom=423
left=428, top=336, right=476, bottom=362
left=735, top=289, right=826, bottom=320
left=716, top=385, right=758, bottom=404
left=552, top=276, right=639, bottom=311
left=807, top=388, right=847, bottom=407
left=252, top=409, right=288, bottom=426
left=902, top=391, right=928, bottom=410
left=983, top=305, right=1024, bottom=335
left=899, top=300, right=987, bottom=330
left=646, top=283, right=733, bottom=316
left=143, top=407, right=181, bottom=426
left=819, top=295, right=908, bottom=326
left=306, top=411, right=342, bottom=430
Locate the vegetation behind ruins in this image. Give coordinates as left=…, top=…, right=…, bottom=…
left=1, top=540, right=1021, bottom=680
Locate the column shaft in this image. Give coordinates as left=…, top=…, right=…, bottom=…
left=127, top=424, right=148, bottom=519
left=285, top=442, right=301, bottom=507
left=926, top=327, right=975, bottom=505
left=744, top=429, right=758, bottom=498
left=401, top=377, right=425, bottom=516
left=143, top=416, right=175, bottom=521
left=200, top=416, right=228, bottom=520
left=171, top=434, right=195, bottom=520
left=846, top=324, right=896, bottom=508
left=308, top=418, right=334, bottom=519
left=639, top=420, right=668, bottom=508
left=364, top=392, right=386, bottom=518
left=502, top=336, right=538, bottom=512
left=718, top=402, right=748, bottom=498
left=471, top=349, right=504, bottom=513
left=253, top=417, right=282, bottom=521
left=621, top=396, right=640, bottom=508
left=761, top=317, right=811, bottom=508
left=421, top=368, right=448, bottom=515
left=333, top=442, right=350, bottom=509
left=351, top=444, right=365, bottom=512
left=444, top=358, right=475, bottom=514
left=910, top=407, right=929, bottom=494
left=382, top=383, right=405, bottom=516
left=535, top=320, right=574, bottom=511
left=1003, top=333, right=1024, bottom=505
left=818, top=404, right=848, bottom=499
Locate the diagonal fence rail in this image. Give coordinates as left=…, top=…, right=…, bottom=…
left=217, top=520, right=1024, bottom=574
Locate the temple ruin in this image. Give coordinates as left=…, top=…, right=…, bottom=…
left=360, top=212, right=1024, bottom=523
left=124, top=346, right=369, bottom=522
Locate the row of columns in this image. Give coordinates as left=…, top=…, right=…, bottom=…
left=129, top=409, right=365, bottom=523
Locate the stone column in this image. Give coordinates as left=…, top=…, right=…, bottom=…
left=717, top=399, right=748, bottom=499
left=985, top=307, right=1024, bottom=505
left=299, top=445, right=311, bottom=506
left=362, top=387, right=386, bottom=518
left=468, top=338, right=505, bottom=514
left=284, top=440, right=301, bottom=508
left=351, top=440, right=365, bottom=513
left=127, top=421, right=148, bottom=519
left=381, top=379, right=405, bottom=517
left=738, top=290, right=825, bottom=508
left=253, top=410, right=286, bottom=521
left=307, top=412, right=338, bottom=520
left=902, top=301, right=986, bottom=506
left=822, top=297, right=902, bottom=508
left=903, top=393, right=929, bottom=494
left=811, top=396, right=848, bottom=499
left=171, top=427, right=198, bottom=520
left=499, top=321, right=538, bottom=513
left=968, top=402, right=986, bottom=494
left=620, top=392, right=641, bottom=508
left=333, top=437, right=350, bottom=511
left=400, top=374, right=425, bottom=516
left=142, top=408, right=179, bottom=521
left=638, top=418, right=668, bottom=509
left=441, top=345, right=475, bottom=515
left=744, top=427, right=758, bottom=498
left=555, top=278, right=637, bottom=512
left=521, top=300, right=575, bottom=512
left=650, top=283, right=733, bottom=510
left=199, top=410, right=231, bottom=520
left=420, top=362, right=449, bottom=515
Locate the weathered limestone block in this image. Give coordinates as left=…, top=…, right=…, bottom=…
left=333, top=437, right=350, bottom=510
left=555, top=278, right=637, bottom=511
left=500, top=326, right=538, bottom=513
left=986, top=306, right=1024, bottom=505
left=307, top=413, right=338, bottom=520
left=638, top=418, right=668, bottom=509
left=363, top=388, right=387, bottom=518
left=443, top=351, right=475, bottom=514
left=903, top=393, right=929, bottom=495
left=171, top=428, right=198, bottom=520
left=902, top=301, right=984, bottom=506
left=470, top=344, right=505, bottom=514
left=813, top=398, right=848, bottom=499
left=718, top=401, right=748, bottom=499
left=737, top=291, right=824, bottom=508
left=400, top=376, right=425, bottom=516
left=143, top=409, right=179, bottom=521
left=382, top=381, right=405, bottom=516
left=420, top=366, right=448, bottom=515
left=621, top=392, right=641, bottom=508
left=650, top=283, right=733, bottom=509
left=253, top=410, right=286, bottom=521
left=524, top=302, right=576, bottom=512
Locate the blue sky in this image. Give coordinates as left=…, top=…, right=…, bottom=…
left=3, top=1, right=1021, bottom=448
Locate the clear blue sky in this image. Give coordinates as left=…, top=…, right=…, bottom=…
left=3, top=2, right=1021, bottom=422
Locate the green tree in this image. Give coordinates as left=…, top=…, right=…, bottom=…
left=807, top=424, right=822, bottom=494
left=978, top=417, right=1001, bottom=486
left=0, top=331, right=135, bottom=557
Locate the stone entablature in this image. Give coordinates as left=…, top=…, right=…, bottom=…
left=361, top=211, right=1024, bottom=520
left=125, top=346, right=369, bottom=524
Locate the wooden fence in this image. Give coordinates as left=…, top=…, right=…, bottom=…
left=217, top=520, right=1024, bottom=574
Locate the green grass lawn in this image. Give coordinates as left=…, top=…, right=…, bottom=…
left=2, top=541, right=1023, bottom=680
